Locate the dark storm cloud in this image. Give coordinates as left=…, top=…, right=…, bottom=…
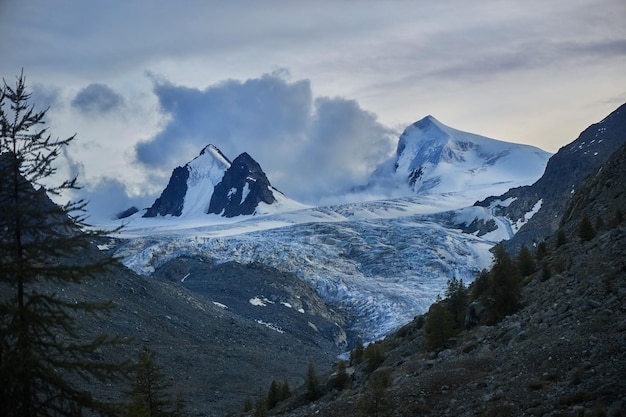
left=136, top=72, right=396, bottom=202
left=71, top=83, right=124, bottom=114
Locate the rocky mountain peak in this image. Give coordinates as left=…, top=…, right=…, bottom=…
left=143, top=144, right=230, bottom=217
left=207, top=152, right=277, bottom=217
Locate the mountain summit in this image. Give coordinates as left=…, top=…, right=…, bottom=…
left=143, top=145, right=302, bottom=219
left=208, top=152, right=277, bottom=217
left=391, top=115, right=551, bottom=195
left=144, top=144, right=230, bottom=217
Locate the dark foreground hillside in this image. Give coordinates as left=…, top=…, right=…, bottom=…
left=4, top=247, right=342, bottom=416
left=264, top=145, right=626, bottom=416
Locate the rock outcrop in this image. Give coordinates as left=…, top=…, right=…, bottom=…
left=207, top=152, right=277, bottom=217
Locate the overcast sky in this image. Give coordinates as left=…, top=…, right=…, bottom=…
left=1, top=0, right=625, bottom=218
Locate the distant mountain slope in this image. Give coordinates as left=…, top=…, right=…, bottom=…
left=477, top=102, right=626, bottom=253
left=366, top=116, right=551, bottom=200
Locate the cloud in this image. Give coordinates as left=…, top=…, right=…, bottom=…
left=135, top=72, right=396, bottom=203
left=30, top=83, right=63, bottom=112
left=71, top=83, right=124, bottom=114
left=79, top=177, right=153, bottom=221
left=291, top=96, right=397, bottom=197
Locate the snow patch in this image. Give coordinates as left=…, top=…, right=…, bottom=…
left=511, top=199, right=543, bottom=233
left=249, top=296, right=274, bottom=307
left=256, top=320, right=284, bottom=333
left=241, top=183, right=251, bottom=203
left=213, top=301, right=228, bottom=309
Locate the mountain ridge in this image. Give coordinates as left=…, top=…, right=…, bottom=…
left=476, top=102, right=626, bottom=254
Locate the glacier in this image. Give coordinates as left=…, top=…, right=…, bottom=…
left=112, top=193, right=518, bottom=341
left=109, top=116, right=551, bottom=342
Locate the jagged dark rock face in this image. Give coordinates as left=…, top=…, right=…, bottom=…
left=208, top=152, right=276, bottom=217
left=477, top=102, right=626, bottom=253
left=143, top=166, right=189, bottom=217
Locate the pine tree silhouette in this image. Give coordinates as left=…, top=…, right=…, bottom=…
left=0, top=72, right=127, bottom=417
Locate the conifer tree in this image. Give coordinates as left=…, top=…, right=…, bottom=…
left=0, top=72, right=126, bottom=416
left=516, top=245, right=535, bottom=277
left=356, top=369, right=394, bottom=417
left=444, top=277, right=468, bottom=328
left=126, top=345, right=186, bottom=417
left=350, top=339, right=364, bottom=366
left=253, top=388, right=268, bottom=417
left=279, top=379, right=291, bottom=402
left=363, top=342, right=386, bottom=373
left=266, top=379, right=280, bottom=410
left=423, top=297, right=457, bottom=351
left=535, top=241, right=548, bottom=260
left=470, top=269, right=490, bottom=301
left=578, top=212, right=596, bottom=242
left=334, top=360, right=350, bottom=390
left=305, top=361, right=321, bottom=401
left=487, top=243, right=521, bottom=323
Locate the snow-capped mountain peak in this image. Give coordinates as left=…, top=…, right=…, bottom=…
left=141, top=144, right=306, bottom=220
left=181, top=145, right=232, bottom=217
left=143, top=144, right=230, bottom=218
left=392, top=115, right=551, bottom=195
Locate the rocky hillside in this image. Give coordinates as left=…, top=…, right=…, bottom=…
left=153, top=256, right=350, bottom=350
left=8, top=240, right=344, bottom=416
left=477, top=102, right=626, bottom=254
left=265, top=143, right=626, bottom=417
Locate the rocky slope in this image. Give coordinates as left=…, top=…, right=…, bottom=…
left=3, top=238, right=344, bottom=416
left=477, top=102, right=626, bottom=254
left=266, top=142, right=626, bottom=417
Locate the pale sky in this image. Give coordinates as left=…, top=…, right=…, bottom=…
left=1, top=0, right=625, bottom=218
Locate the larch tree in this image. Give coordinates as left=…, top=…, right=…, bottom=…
left=126, top=345, right=186, bottom=417
left=487, top=243, right=522, bottom=323
left=0, top=72, right=126, bottom=416
left=444, top=276, right=468, bottom=328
